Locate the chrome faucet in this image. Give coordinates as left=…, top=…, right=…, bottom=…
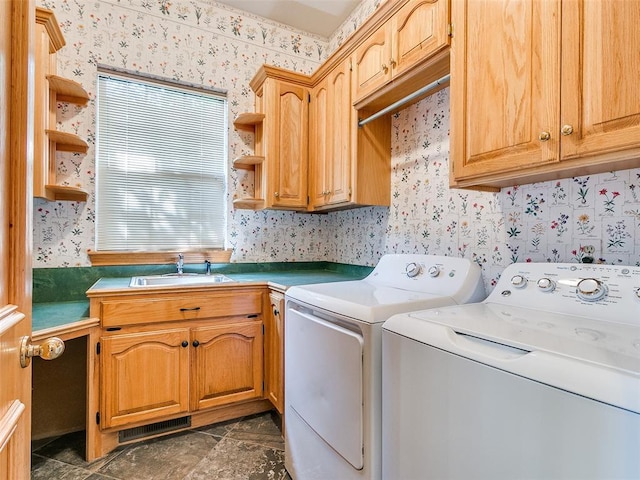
left=176, top=253, right=184, bottom=275
left=204, top=259, right=212, bottom=276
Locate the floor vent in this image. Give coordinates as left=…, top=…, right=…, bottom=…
left=118, top=416, right=191, bottom=443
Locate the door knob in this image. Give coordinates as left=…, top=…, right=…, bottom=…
left=20, top=336, right=65, bottom=368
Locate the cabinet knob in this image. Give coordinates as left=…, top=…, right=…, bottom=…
left=381, top=63, right=388, bottom=73
left=274, top=191, right=279, bottom=198
left=181, top=340, right=189, bottom=348
left=273, top=308, right=279, bottom=316
left=539, top=131, right=551, bottom=142
left=192, top=340, right=200, bottom=348
left=389, top=58, right=396, bottom=68
left=561, top=124, right=574, bottom=136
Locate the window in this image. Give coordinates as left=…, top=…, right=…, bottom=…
left=95, top=71, right=227, bottom=251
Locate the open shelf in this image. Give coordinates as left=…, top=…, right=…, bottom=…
left=44, top=184, right=89, bottom=202
left=46, top=130, right=89, bottom=153
left=232, top=198, right=265, bottom=210
left=47, top=75, right=90, bottom=105
left=233, top=113, right=264, bottom=131
left=233, top=155, right=264, bottom=170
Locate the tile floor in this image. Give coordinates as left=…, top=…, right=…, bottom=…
left=31, top=412, right=292, bottom=480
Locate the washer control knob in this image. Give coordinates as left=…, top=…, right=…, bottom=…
left=405, top=262, right=422, bottom=278
left=510, top=275, right=527, bottom=289
left=537, top=277, right=556, bottom=292
left=576, top=278, right=608, bottom=302
left=427, top=265, right=440, bottom=277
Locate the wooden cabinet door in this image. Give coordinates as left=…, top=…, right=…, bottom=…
left=100, top=328, right=190, bottom=428
left=309, top=77, right=329, bottom=209
left=191, top=320, right=263, bottom=411
left=450, top=0, right=560, bottom=182
left=352, top=23, right=392, bottom=102
left=391, top=0, right=450, bottom=78
left=265, top=292, right=285, bottom=414
left=327, top=60, right=353, bottom=206
left=310, top=59, right=352, bottom=210
left=0, top=1, right=33, bottom=477
left=560, top=0, right=640, bottom=161
left=267, top=80, right=309, bottom=209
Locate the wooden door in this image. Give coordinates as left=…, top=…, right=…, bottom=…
left=450, top=0, right=560, bottom=183
left=327, top=60, right=352, bottom=206
left=560, top=0, right=640, bottom=161
left=191, top=320, right=263, bottom=411
left=100, top=328, right=190, bottom=428
left=352, top=23, right=392, bottom=102
left=390, top=0, right=450, bottom=78
left=0, top=1, right=34, bottom=478
left=308, top=78, right=329, bottom=209
left=265, top=292, right=285, bottom=413
left=268, top=80, right=308, bottom=210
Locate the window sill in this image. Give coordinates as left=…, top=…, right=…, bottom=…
left=88, top=249, right=232, bottom=266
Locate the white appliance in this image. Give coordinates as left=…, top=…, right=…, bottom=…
left=284, top=254, right=486, bottom=480
left=383, top=262, right=640, bottom=480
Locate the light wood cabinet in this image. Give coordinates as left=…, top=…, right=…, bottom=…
left=451, top=0, right=640, bottom=190
left=191, top=321, right=263, bottom=411
left=34, top=7, right=89, bottom=202
left=352, top=23, right=393, bottom=103
left=265, top=290, right=285, bottom=414
left=90, top=286, right=267, bottom=439
left=353, top=0, right=450, bottom=105
left=100, top=328, right=190, bottom=429
left=234, top=67, right=310, bottom=210
left=309, top=59, right=352, bottom=209
left=309, top=58, right=391, bottom=211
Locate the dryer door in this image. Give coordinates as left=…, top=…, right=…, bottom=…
left=286, top=304, right=364, bottom=469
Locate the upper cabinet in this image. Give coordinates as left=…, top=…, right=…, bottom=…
left=352, top=0, right=451, bottom=110
left=450, top=0, right=640, bottom=190
left=234, top=67, right=309, bottom=211
left=263, top=78, right=309, bottom=210
left=310, top=59, right=353, bottom=210
left=34, top=7, right=89, bottom=202
left=234, top=0, right=450, bottom=212
left=390, top=0, right=450, bottom=78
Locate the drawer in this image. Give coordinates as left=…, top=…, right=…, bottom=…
left=100, top=291, right=263, bottom=327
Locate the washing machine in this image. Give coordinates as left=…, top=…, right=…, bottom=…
left=383, top=262, right=640, bottom=479
left=284, top=254, right=486, bottom=480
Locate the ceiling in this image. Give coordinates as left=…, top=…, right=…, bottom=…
left=215, top=0, right=361, bottom=38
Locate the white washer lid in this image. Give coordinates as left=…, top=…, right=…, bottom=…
left=286, top=280, right=458, bottom=324
left=384, top=303, right=640, bottom=413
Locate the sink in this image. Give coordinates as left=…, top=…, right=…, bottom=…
left=129, top=273, right=236, bottom=288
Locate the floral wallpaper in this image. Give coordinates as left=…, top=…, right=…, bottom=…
left=34, top=0, right=640, bottom=292
left=330, top=88, right=640, bottom=289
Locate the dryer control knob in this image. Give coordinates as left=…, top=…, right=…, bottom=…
left=537, top=277, right=556, bottom=292
left=427, top=265, right=440, bottom=277
left=405, top=262, right=422, bottom=278
left=510, top=275, right=527, bottom=289
left=576, top=278, right=608, bottom=302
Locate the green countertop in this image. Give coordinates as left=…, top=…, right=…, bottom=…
left=32, top=300, right=91, bottom=333
left=34, top=268, right=369, bottom=333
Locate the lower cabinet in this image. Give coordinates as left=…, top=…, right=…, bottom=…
left=191, top=321, right=263, bottom=411
left=100, top=328, right=191, bottom=429
left=87, top=285, right=287, bottom=460
left=265, top=290, right=285, bottom=414
left=100, top=320, right=264, bottom=429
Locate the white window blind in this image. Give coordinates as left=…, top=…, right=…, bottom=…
left=96, top=72, right=227, bottom=251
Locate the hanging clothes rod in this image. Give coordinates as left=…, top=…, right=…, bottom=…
left=358, top=73, right=451, bottom=127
